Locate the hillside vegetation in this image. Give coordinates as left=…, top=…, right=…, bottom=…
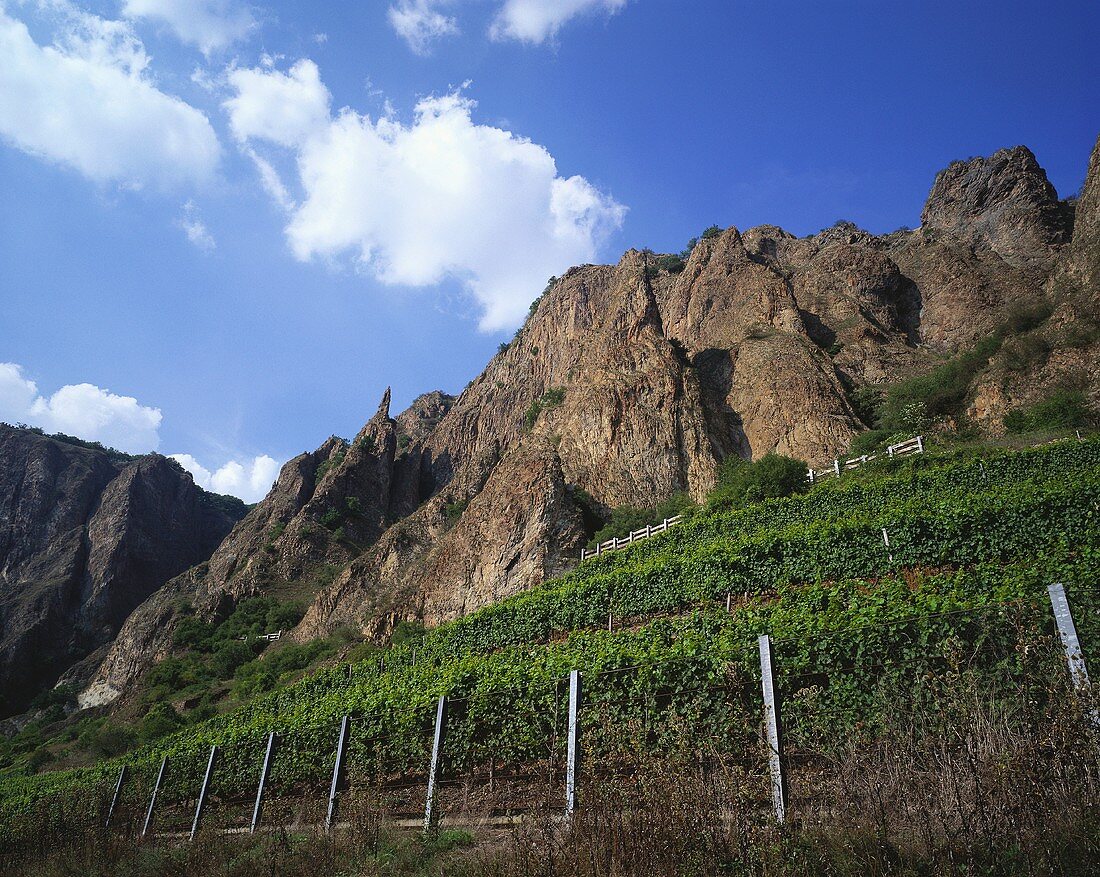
left=2, top=436, right=1097, bottom=863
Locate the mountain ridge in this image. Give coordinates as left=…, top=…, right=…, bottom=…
left=11, top=136, right=1099, bottom=715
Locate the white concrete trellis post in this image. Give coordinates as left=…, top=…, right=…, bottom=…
left=882, top=527, right=893, bottom=564
left=326, top=716, right=352, bottom=832
left=1047, top=583, right=1098, bottom=724
left=424, top=696, right=448, bottom=831
left=565, top=670, right=582, bottom=818
left=251, top=732, right=277, bottom=834
left=142, top=756, right=168, bottom=837
left=758, top=634, right=786, bottom=824
left=190, top=745, right=218, bottom=840
left=105, top=764, right=127, bottom=828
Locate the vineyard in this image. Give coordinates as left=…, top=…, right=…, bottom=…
left=1, top=437, right=1098, bottom=859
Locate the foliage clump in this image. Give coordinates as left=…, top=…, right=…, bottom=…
left=1004, top=389, right=1091, bottom=433
left=524, top=387, right=566, bottom=430
left=588, top=492, right=695, bottom=549
left=655, top=254, right=686, bottom=274
left=706, top=454, right=808, bottom=511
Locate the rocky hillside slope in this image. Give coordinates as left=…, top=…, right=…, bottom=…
left=75, top=136, right=1100, bottom=706
left=0, top=428, right=246, bottom=717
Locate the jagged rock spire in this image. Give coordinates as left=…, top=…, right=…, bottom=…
left=376, top=387, right=391, bottom=421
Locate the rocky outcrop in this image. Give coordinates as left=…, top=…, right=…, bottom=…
left=920, top=146, right=1072, bottom=274
left=963, top=135, right=1100, bottom=425
left=0, top=427, right=244, bottom=716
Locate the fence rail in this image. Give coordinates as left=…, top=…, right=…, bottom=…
left=580, top=515, right=684, bottom=561
left=808, top=435, right=924, bottom=483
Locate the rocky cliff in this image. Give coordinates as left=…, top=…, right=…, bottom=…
left=0, top=427, right=245, bottom=716
left=81, top=136, right=1099, bottom=703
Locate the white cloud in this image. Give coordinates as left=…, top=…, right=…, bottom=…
left=121, top=0, right=255, bottom=54
left=0, top=363, right=162, bottom=454
left=387, top=0, right=627, bottom=51
left=178, top=200, right=216, bottom=251
left=225, top=59, right=331, bottom=148
left=0, top=363, right=278, bottom=501
left=388, top=0, right=459, bottom=54
left=490, top=0, right=627, bottom=43
left=0, top=363, right=40, bottom=417
left=0, top=4, right=220, bottom=188
left=226, top=65, right=626, bottom=330
left=170, top=453, right=280, bottom=503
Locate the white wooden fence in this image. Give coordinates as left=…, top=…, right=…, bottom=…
left=237, top=630, right=283, bottom=643
left=807, top=435, right=924, bottom=484
left=580, top=515, right=684, bottom=561
left=579, top=437, right=924, bottom=562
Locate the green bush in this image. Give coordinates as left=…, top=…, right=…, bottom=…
left=444, top=499, right=469, bottom=526
left=1004, top=389, right=1091, bottom=433
left=848, top=386, right=884, bottom=429
left=707, top=454, right=808, bottom=511
left=139, top=703, right=183, bottom=744
left=172, top=617, right=216, bottom=651
left=211, top=640, right=256, bottom=680
left=701, top=225, right=723, bottom=240
left=655, top=254, right=686, bottom=274
left=880, top=336, right=1000, bottom=429
left=524, top=388, right=566, bottom=430
left=847, top=429, right=890, bottom=457
left=589, top=492, right=695, bottom=548
left=391, top=620, right=426, bottom=648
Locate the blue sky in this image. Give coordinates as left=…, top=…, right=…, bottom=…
left=1, top=0, right=1097, bottom=500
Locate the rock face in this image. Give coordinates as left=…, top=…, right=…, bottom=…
left=0, top=427, right=244, bottom=716
left=964, top=134, right=1100, bottom=423
left=920, top=146, right=1072, bottom=274
left=81, top=137, right=1100, bottom=703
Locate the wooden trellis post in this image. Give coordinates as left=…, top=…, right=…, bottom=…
left=424, top=696, right=448, bottom=831
left=758, top=635, right=786, bottom=824
left=105, top=765, right=127, bottom=828
left=326, top=716, right=352, bottom=832
left=142, top=757, right=168, bottom=837
left=565, top=670, right=582, bottom=817
left=251, top=732, right=277, bottom=834
left=190, top=746, right=218, bottom=840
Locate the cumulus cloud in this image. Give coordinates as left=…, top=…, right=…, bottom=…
left=0, top=363, right=279, bottom=501
left=226, top=63, right=626, bottom=330
left=225, top=59, right=331, bottom=148
left=387, top=0, right=627, bottom=51
left=178, top=200, right=216, bottom=251
left=170, top=453, right=280, bottom=503
left=490, top=0, right=627, bottom=43
left=121, top=0, right=255, bottom=54
left=0, top=3, right=220, bottom=188
left=0, top=362, right=162, bottom=454
left=388, top=0, right=459, bottom=54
